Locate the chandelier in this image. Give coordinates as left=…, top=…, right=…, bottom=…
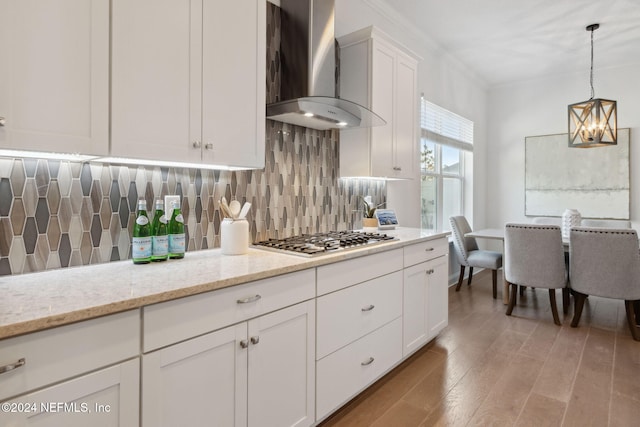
left=568, top=24, right=617, bottom=148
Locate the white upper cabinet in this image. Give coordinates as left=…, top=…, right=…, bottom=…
left=0, top=0, right=109, bottom=156
left=338, top=27, right=419, bottom=179
left=112, top=0, right=265, bottom=168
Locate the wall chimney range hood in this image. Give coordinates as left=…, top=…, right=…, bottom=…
left=266, top=0, right=385, bottom=131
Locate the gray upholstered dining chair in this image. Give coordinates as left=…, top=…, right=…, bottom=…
left=569, top=227, right=640, bottom=341
left=449, top=216, right=502, bottom=299
left=504, top=223, right=567, bottom=325
left=580, top=219, right=632, bottom=228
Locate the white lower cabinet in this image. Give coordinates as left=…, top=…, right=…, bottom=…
left=142, top=299, right=315, bottom=427
left=316, top=318, right=402, bottom=419
left=0, top=310, right=140, bottom=427
left=315, top=253, right=404, bottom=422
left=2, top=359, right=139, bottom=427
left=142, top=324, right=246, bottom=427
left=403, top=254, right=449, bottom=357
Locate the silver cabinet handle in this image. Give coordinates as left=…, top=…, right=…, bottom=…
left=240, top=340, right=249, bottom=349
left=192, top=141, right=202, bottom=149
left=424, top=247, right=435, bottom=252
left=250, top=336, right=260, bottom=345
left=204, top=143, right=214, bottom=150
left=392, top=166, right=402, bottom=171
left=426, top=269, right=435, bottom=275
left=0, top=117, right=5, bottom=127
left=361, top=357, right=374, bottom=366
left=0, top=358, right=26, bottom=374
left=361, top=304, right=375, bottom=312
left=237, top=294, right=261, bottom=304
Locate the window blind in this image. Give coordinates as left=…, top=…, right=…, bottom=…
left=421, top=98, right=474, bottom=152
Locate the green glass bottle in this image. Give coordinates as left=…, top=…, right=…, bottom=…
left=168, top=200, right=186, bottom=259
left=151, top=198, right=169, bottom=262
left=132, top=199, right=152, bottom=264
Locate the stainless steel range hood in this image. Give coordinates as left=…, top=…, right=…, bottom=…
left=266, top=0, right=385, bottom=130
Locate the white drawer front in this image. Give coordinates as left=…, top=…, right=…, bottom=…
left=317, top=248, right=403, bottom=295
left=403, top=237, right=448, bottom=267
left=316, top=271, right=402, bottom=359
left=0, top=310, right=140, bottom=401
left=316, top=317, right=402, bottom=420
left=143, top=269, right=315, bottom=352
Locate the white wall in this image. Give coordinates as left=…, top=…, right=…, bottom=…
left=487, top=63, right=640, bottom=228
left=335, top=0, right=489, bottom=229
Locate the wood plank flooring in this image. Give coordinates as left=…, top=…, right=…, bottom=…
left=319, top=269, right=640, bottom=427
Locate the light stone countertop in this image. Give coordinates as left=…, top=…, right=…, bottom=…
left=0, top=228, right=449, bottom=340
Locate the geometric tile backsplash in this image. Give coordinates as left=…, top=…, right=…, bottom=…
left=0, top=130, right=385, bottom=276
left=0, top=2, right=386, bottom=275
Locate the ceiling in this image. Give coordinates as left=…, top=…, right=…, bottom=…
left=380, top=0, right=640, bottom=87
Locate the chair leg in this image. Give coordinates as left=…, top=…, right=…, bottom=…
left=571, top=292, right=588, bottom=327
left=519, top=285, right=525, bottom=296
left=467, top=267, right=474, bottom=286
left=548, top=289, right=561, bottom=326
left=562, top=287, right=570, bottom=314
left=455, top=265, right=465, bottom=292
left=624, top=301, right=640, bottom=341
left=492, top=269, right=497, bottom=299
left=506, top=283, right=517, bottom=316
left=634, top=300, right=640, bottom=326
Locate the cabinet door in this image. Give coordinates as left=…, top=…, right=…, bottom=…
left=248, top=300, right=315, bottom=427
left=111, top=0, right=201, bottom=163
left=201, top=0, right=265, bottom=168
left=426, top=255, right=449, bottom=338
left=403, top=255, right=449, bottom=356
left=1, top=359, right=139, bottom=427
left=142, top=324, right=248, bottom=427
left=370, top=40, right=396, bottom=177
left=393, top=52, right=418, bottom=179
left=0, top=0, right=108, bottom=155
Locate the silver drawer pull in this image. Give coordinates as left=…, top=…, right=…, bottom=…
left=250, top=336, right=260, bottom=345
left=0, top=116, right=6, bottom=127
left=424, top=247, right=435, bottom=252
left=240, top=340, right=249, bottom=349
left=361, top=357, right=375, bottom=366
left=237, top=294, right=261, bottom=304
left=426, top=269, right=435, bottom=275
left=0, top=358, right=26, bottom=374
left=361, top=304, right=375, bottom=312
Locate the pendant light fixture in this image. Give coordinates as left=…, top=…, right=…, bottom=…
left=568, top=23, right=617, bottom=148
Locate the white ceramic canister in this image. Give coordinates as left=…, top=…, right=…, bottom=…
left=221, top=218, right=249, bottom=255
left=562, top=208, right=581, bottom=239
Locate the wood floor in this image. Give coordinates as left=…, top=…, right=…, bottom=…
left=319, top=269, right=640, bottom=427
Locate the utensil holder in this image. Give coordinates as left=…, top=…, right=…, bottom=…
left=221, top=218, right=249, bottom=255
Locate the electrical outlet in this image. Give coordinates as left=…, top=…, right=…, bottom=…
left=165, top=195, right=181, bottom=219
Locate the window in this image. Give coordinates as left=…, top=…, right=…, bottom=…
left=420, top=98, right=473, bottom=231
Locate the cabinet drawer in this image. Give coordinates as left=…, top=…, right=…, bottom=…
left=317, top=248, right=403, bottom=295
left=143, top=269, right=315, bottom=352
left=316, top=317, right=402, bottom=420
left=316, top=271, right=402, bottom=359
left=404, top=237, right=448, bottom=267
left=0, top=310, right=139, bottom=401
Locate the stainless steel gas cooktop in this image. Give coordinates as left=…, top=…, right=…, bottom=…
left=252, top=230, right=397, bottom=257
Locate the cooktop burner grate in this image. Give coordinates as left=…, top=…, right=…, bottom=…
left=252, top=230, right=397, bottom=257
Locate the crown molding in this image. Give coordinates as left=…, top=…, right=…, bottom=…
left=362, top=0, right=489, bottom=90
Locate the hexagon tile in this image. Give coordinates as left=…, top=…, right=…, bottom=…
left=0, top=2, right=386, bottom=275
